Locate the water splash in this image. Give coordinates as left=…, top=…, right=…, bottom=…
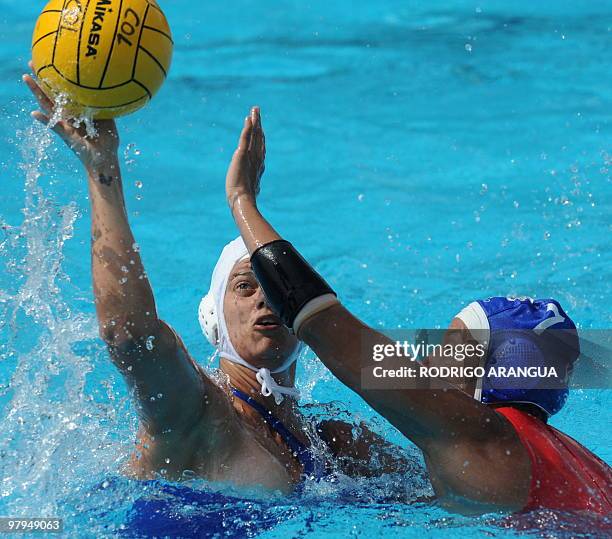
left=0, top=121, right=129, bottom=519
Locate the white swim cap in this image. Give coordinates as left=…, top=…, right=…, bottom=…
left=198, top=237, right=301, bottom=404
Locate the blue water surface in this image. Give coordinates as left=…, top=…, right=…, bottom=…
left=0, top=1, right=610, bottom=537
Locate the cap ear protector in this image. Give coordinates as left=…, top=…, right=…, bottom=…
left=198, top=293, right=219, bottom=346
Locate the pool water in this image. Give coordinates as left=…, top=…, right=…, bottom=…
left=0, top=0, right=610, bottom=537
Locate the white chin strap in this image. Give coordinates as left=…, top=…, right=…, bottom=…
left=218, top=347, right=301, bottom=405
left=199, top=238, right=302, bottom=405
left=257, top=369, right=300, bottom=405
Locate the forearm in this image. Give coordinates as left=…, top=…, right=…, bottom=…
left=320, top=418, right=411, bottom=477
left=87, top=158, right=157, bottom=342
left=300, top=304, right=364, bottom=387
left=230, top=194, right=280, bottom=253
left=299, top=302, right=511, bottom=457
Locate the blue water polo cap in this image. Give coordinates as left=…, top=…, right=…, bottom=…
left=455, top=297, right=580, bottom=416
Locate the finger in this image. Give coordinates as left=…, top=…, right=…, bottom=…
left=238, top=115, right=253, bottom=151
left=260, top=120, right=266, bottom=159
left=23, top=75, right=54, bottom=113
left=262, top=131, right=266, bottom=161
left=246, top=108, right=255, bottom=150
left=55, top=121, right=82, bottom=149
left=251, top=106, right=261, bottom=129
left=31, top=111, right=50, bottom=125
left=251, top=104, right=262, bottom=130
left=32, top=111, right=77, bottom=143
left=250, top=107, right=264, bottom=156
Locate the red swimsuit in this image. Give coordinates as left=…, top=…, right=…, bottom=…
left=496, top=407, right=612, bottom=514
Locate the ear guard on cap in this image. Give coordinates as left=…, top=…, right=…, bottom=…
left=198, top=294, right=219, bottom=346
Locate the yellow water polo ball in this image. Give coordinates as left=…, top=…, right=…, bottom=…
left=32, top=0, right=173, bottom=119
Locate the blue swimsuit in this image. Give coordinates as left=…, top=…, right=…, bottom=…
left=231, top=388, right=327, bottom=481
left=122, top=391, right=328, bottom=535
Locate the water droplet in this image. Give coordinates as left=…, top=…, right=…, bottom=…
left=135, top=181, right=143, bottom=189
left=543, top=231, right=551, bottom=240
left=165, top=458, right=171, bottom=464
left=146, top=335, right=156, bottom=351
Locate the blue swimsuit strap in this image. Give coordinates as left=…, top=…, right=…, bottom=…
left=231, top=388, right=320, bottom=478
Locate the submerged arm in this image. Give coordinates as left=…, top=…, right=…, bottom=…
left=318, top=419, right=412, bottom=477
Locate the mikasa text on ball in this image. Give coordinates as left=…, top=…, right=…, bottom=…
left=32, top=0, right=173, bottom=119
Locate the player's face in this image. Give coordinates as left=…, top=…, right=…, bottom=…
left=223, top=259, right=298, bottom=369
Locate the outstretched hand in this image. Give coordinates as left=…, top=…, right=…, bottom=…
left=23, top=61, right=119, bottom=172
left=226, top=106, right=266, bottom=210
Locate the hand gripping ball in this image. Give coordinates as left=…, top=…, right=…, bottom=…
left=32, top=0, right=173, bottom=119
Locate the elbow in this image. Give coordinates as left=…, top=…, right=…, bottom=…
left=98, top=315, right=131, bottom=347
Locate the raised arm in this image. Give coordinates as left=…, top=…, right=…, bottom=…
left=225, top=108, right=503, bottom=444
left=225, top=107, right=530, bottom=510
left=23, top=71, right=210, bottom=438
